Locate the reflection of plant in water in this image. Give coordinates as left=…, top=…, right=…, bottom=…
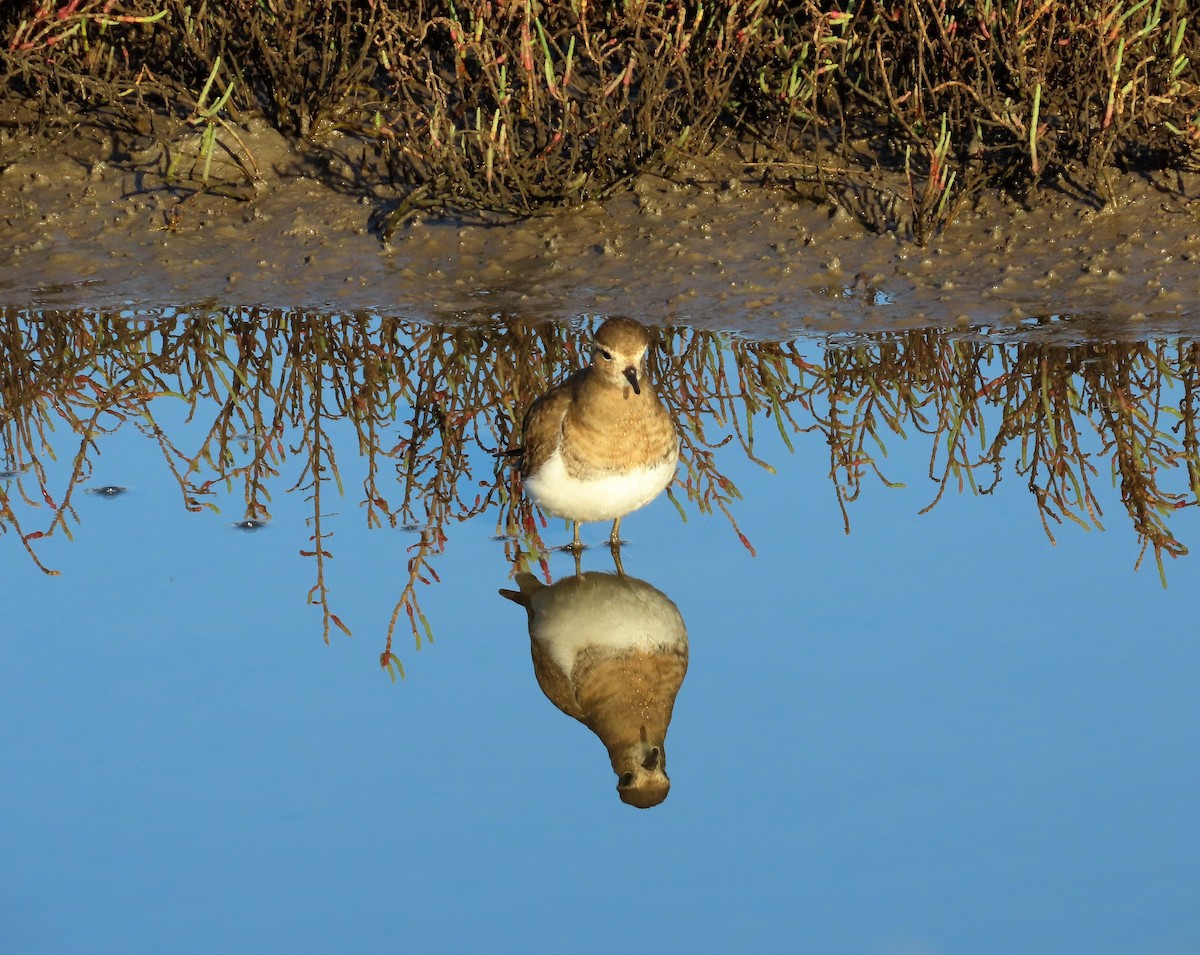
left=812, top=334, right=1198, bottom=581
left=3, top=316, right=1200, bottom=671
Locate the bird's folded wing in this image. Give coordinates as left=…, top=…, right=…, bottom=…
left=521, top=378, right=576, bottom=474
left=530, top=637, right=586, bottom=721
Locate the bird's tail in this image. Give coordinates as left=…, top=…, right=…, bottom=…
left=498, top=571, right=542, bottom=608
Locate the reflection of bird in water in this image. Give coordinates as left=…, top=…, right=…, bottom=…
left=520, top=317, right=678, bottom=550
left=501, top=570, right=688, bottom=808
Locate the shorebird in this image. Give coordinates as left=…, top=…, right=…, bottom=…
left=520, top=318, right=678, bottom=550
left=501, top=569, right=689, bottom=808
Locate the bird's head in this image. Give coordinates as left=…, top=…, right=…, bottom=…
left=613, top=738, right=670, bottom=808
left=591, top=317, right=652, bottom=396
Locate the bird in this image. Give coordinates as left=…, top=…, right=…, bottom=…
left=500, top=569, right=689, bottom=808
left=520, top=317, right=678, bottom=550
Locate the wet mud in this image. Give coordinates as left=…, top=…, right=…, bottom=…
left=3, top=121, right=1199, bottom=340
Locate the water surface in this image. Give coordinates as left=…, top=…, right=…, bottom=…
left=2, top=316, right=1198, bottom=954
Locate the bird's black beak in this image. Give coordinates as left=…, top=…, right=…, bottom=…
left=623, top=366, right=641, bottom=395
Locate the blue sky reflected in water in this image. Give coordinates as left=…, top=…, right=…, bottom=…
left=3, top=339, right=1199, bottom=955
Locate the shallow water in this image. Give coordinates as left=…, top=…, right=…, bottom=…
left=3, top=316, right=1199, bottom=954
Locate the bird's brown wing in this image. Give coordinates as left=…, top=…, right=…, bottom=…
left=520, top=375, right=578, bottom=476
left=530, top=637, right=586, bottom=721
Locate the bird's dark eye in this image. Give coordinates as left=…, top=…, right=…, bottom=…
left=599, top=349, right=613, bottom=361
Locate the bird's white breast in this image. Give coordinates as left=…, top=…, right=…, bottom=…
left=529, top=576, right=687, bottom=676
left=523, top=448, right=675, bottom=523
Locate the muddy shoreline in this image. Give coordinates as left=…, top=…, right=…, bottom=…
left=3, top=121, right=1199, bottom=341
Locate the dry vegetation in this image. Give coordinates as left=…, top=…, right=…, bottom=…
left=3, top=316, right=1198, bottom=674
left=2, top=1, right=1198, bottom=239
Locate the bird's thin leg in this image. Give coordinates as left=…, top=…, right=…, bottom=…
left=610, top=541, right=626, bottom=577
left=571, top=521, right=582, bottom=552
left=609, top=516, right=622, bottom=546
left=573, top=548, right=583, bottom=578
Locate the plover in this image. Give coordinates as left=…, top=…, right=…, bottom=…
left=501, top=569, right=689, bottom=808
left=520, top=318, right=678, bottom=549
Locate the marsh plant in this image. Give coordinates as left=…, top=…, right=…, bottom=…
left=2, top=2, right=1197, bottom=238
left=2, top=316, right=1199, bottom=674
